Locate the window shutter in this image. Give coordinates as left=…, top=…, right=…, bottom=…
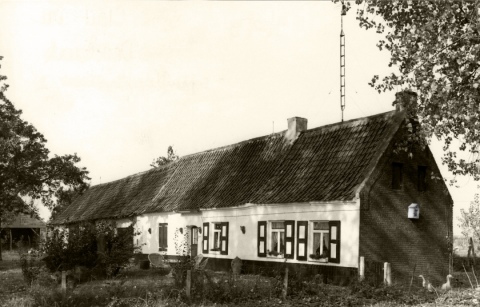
left=220, top=222, right=229, bottom=255
left=163, top=224, right=168, bottom=249
left=159, top=223, right=168, bottom=251
left=258, top=221, right=267, bottom=257
left=328, top=221, right=341, bottom=263
left=296, top=221, right=308, bottom=261
left=284, top=220, right=295, bottom=259
left=202, top=223, right=209, bottom=254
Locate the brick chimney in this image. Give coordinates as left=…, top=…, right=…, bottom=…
left=285, top=117, right=307, bottom=144
left=394, top=90, right=417, bottom=112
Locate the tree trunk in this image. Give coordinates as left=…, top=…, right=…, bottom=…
left=9, top=229, right=12, bottom=251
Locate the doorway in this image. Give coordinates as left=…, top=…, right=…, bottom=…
left=191, top=226, right=198, bottom=258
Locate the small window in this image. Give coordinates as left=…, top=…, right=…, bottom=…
left=418, top=166, right=427, bottom=191
left=158, top=223, right=168, bottom=251
left=311, top=222, right=330, bottom=261
left=208, top=222, right=229, bottom=254
left=392, top=163, right=403, bottom=190
left=308, top=221, right=341, bottom=263
left=269, top=221, right=285, bottom=257
left=212, top=223, right=222, bottom=251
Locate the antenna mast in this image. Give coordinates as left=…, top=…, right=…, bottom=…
left=340, top=1, right=346, bottom=122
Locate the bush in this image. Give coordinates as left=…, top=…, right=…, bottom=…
left=42, top=221, right=141, bottom=280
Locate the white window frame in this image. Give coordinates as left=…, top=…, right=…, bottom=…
left=267, top=221, right=285, bottom=258
left=211, top=223, right=222, bottom=252
left=309, top=221, right=330, bottom=263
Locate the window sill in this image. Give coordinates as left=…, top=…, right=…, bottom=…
left=308, top=258, right=328, bottom=263
left=267, top=254, right=284, bottom=259
left=158, top=248, right=168, bottom=252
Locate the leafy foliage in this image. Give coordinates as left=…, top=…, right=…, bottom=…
left=150, top=146, right=179, bottom=168
left=0, top=56, right=90, bottom=218
left=343, top=1, right=480, bottom=180
left=42, top=222, right=140, bottom=278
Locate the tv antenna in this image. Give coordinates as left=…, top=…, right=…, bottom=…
left=340, top=1, right=347, bottom=122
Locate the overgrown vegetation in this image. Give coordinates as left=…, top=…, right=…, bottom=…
left=40, top=221, right=140, bottom=280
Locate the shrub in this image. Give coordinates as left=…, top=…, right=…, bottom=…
left=42, top=221, right=141, bottom=280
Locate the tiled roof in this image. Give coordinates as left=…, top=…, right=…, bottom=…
left=54, top=165, right=173, bottom=224
left=53, top=110, right=404, bottom=224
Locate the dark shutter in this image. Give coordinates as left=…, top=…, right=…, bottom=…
left=202, top=222, right=209, bottom=254
left=159, top=223, right=168, bottom=251
left=296, top=221, right=308, bottom=261
left=284, top=220, right=295, bottom=259
left=258, top=221, right=267, bottom=257
left=220, top=222, right=229, bottom=255
left=328, top=221, right=341, bottom=263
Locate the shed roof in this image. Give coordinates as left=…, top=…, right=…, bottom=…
left=53, top=110, right=404, bottom=224
left=5, top=213, right=46, bottom=229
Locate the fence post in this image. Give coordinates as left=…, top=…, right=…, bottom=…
left=282, top=267, right=288, bottom=300
left=384, top=262, right=391, bottom=286
left=186, top=270, right=191, bottom=299
left=359, top=256, right=365, bottom=281
left=61, top=271, right=67, bottom=292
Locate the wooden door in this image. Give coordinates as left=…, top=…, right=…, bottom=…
left=191, top=227, right=198, bottom=258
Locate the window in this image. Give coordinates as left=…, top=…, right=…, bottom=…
left=392, top=162, right=403, bottom=189
left=269, top=221, right=285, bottom=257
left=212, top=224, right=222, bottom=251
left=203, top=222, right=229, bottom=255
left=310, top=221, right=329, bottom=261
left=259, top=220, right=295, bottom=259
left=158, top=223, right=168, bottom=251
left=308, top=221, right=341, bottom=263
left=418, top=166, right=427, bottom=191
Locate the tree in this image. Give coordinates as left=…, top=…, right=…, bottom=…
left=0, top=56, right=90, bottom=259
left=459, top=193, right=480, bottom=243
left=150, top=145, right=179, bottom=168
left=342, top=1, right=480, bottom=181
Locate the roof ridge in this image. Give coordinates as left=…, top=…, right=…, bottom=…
left=178, top=110, right=398, bottom=161
left=302, top=110, right=397, bottom=135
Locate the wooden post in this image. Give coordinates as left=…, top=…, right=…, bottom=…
left=61, top=271, right=67, bottom=292
left=384, top=262, right=391, bottom=286
left=282, top=267, right=288, bottom=300
left=408, top=263, right=416, bottom=293
left=359, top=256, right=365, bottom=281
left=186, top=270, right=191, bottom=299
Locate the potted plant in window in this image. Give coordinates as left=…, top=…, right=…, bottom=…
left=309, top=248, right=328, bottom=262
left=267, top=250, right=284, bottom=258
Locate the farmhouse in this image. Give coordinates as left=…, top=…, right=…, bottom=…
left=52, top=98, right=453, bottom=284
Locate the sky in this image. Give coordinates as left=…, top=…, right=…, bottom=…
left=0, top=1, right=477, bottom=234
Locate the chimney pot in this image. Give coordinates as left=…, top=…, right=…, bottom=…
left=285, top=117, right=307, bottom=144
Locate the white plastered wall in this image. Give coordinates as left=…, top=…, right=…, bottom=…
left=135, top=200, right=360, bottom=268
